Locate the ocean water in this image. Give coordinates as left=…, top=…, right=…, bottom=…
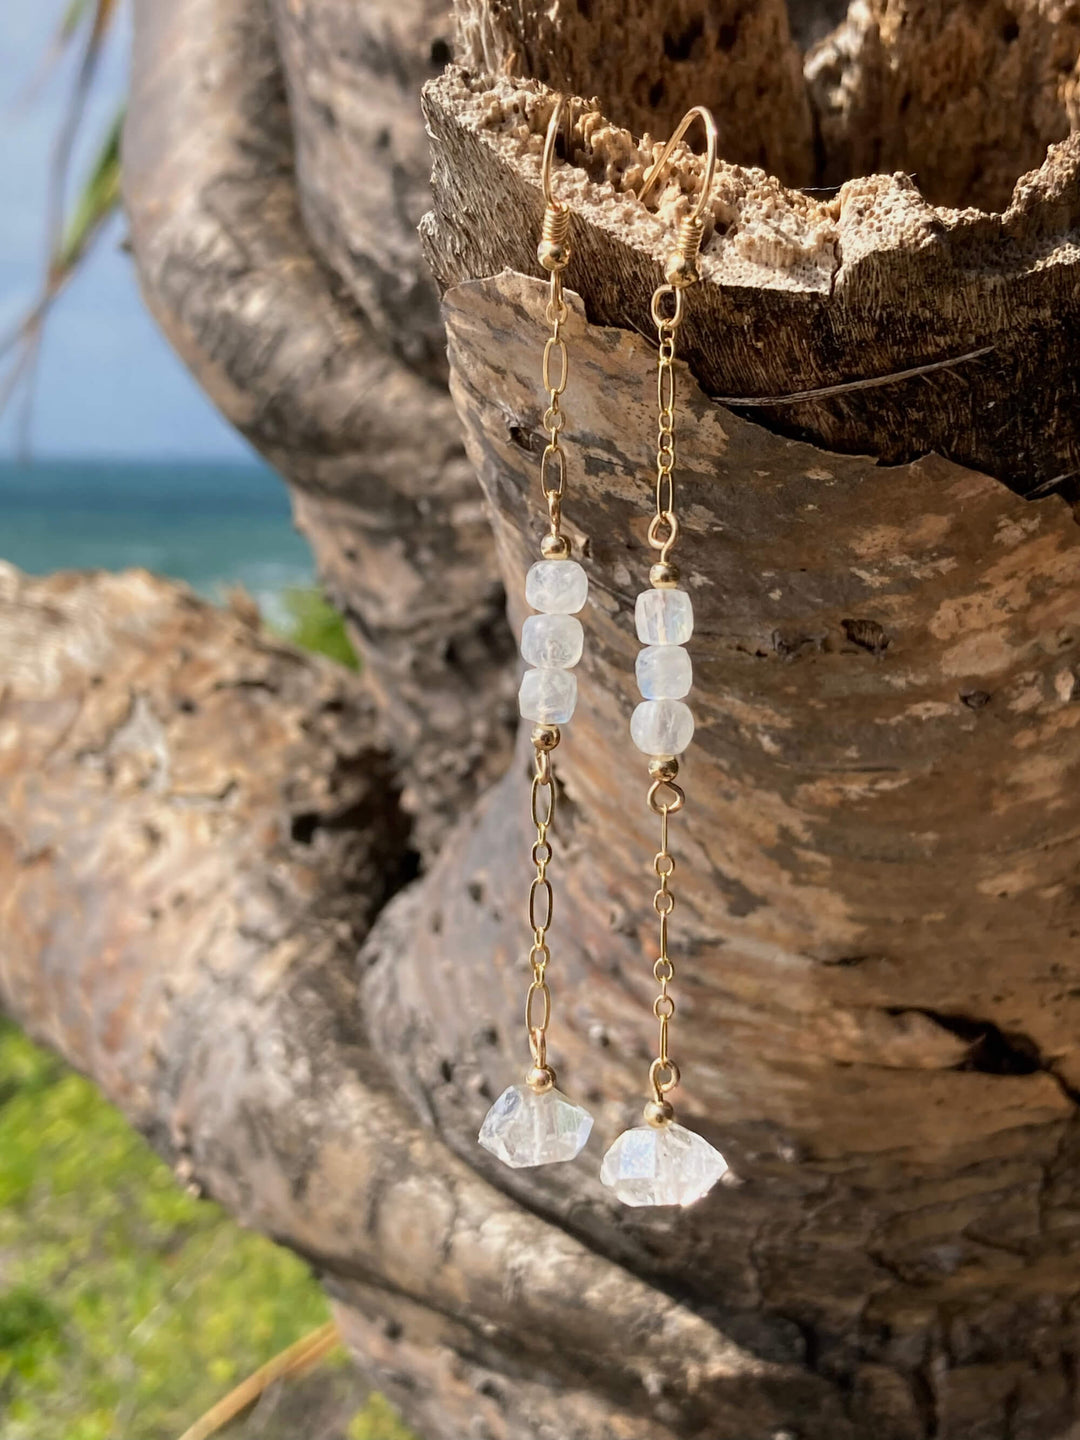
left=0, top=457, right=313, bottom=624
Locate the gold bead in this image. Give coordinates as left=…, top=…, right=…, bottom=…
left=644, top=1099, right=674, bottom=1127
left=532, top=724, right=561, bottom=752
left=664, top=251, right=698, bottom=287
left=650, top=561, right=680, bottom=588
left=540, top=532, right=571, bottom=560
left=648, top=756, right=679, bottom=782
left=526, top=1065, right=556, bottom=1093
left=537, top=239, right=570, bottom=272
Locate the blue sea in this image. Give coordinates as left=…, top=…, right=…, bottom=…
left=0, top=457, right=314, bottom=625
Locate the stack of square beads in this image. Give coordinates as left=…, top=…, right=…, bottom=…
left=517, top=559, right=589, bottom=724
left=630, top=587, right=694, bottom=755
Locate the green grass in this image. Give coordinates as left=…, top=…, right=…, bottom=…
left=277, top=587, right=359, bottom=670
left=0, top=1021, right=413, bottom=1439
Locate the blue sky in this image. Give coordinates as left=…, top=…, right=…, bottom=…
left=0, top=3, right=252, bottom=460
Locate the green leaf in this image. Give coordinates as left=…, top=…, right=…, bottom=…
left=52, top=105, right=123, bottom=279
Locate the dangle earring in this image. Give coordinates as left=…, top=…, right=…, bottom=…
left=600, top=107, right=729, bottom=1207
left=478, top=96, right=594, bottom=1170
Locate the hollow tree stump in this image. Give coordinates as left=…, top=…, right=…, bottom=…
left=4, top=2, right=1080, bottom=1438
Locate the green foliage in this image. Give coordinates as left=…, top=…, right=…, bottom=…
left=348, top=1395, right=419, bottom=1440
left=2, top=0, right=126, bottom=442
left=53, top=107, right=122, bottom=278
left=279, top=587, right=359, bottom=669
left=0, top=1021, right=413, bottom=1439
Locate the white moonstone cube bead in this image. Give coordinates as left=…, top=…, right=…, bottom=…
left=525, top=559, right=588, bottom=615
left=521, top=613, right=584, bottom=669
left=635, top=588, right=693, bottom=645
left=631, top=698, right=694, bottom=755
left=519, top=667, right=577, bottom=724
left=636, top=644, right=692, bottom=699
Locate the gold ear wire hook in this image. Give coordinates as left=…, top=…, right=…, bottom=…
left=537, top=94, right=581, bottom=271
left=639, top=105, right=718, bottom=288
left=540, top=93, right=579, bottom=209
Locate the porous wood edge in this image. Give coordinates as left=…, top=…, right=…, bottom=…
left=452, top=0, right=1080, bottom=211
left=452, top=0, right=816, bottom=180
left=421, top=67, right=1080, bottom=499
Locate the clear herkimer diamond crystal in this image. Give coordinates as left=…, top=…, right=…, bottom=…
left=600, top=1122, right=728, bottom=1206
left=479, top=1084, right=594, bottom=1168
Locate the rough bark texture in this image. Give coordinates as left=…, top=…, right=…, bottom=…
left=4, top=1, right=1080, bottom=1438
left=122, top=0, right=514, bottom=853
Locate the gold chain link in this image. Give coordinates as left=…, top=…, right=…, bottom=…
left=648, top=284, right=683, bottom=565
left=541, top=269, right=570, bottom=541
left=525, top=734, right=559, bottom=1073
left=647, top=775, right=685, bottom=1103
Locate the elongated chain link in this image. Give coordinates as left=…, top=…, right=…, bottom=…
left=648, top=284, right=684, bottom=565
left=541, top=268, right=570, bottom=542
left=525, top=735, right=558, bottom=1071
left=647, top=775, right=685, bottom=1103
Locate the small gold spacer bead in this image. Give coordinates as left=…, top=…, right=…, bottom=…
left=663, top=251, right=698, bottom=287
left=644, top=1098, right=675, bottom=1127
left=650, top=561, right=681, bottom=588
left=532, top=724, right=561, bottom=752
left=648, top=756, right=679, bottom=782
left=537, top=239, right=570, bottom=272
left=540, top=532, right=571, bottom=560
left=526, top=1065, right=556, bottom=1093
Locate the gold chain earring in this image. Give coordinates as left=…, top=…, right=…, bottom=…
left=478, top=95, right=594, bottom=1170
left=600, top=107, right=729, bottom=1207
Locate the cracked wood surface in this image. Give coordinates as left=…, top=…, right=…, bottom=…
left=0, top=567, right=850, bottom=1440
left=122, top=0, right=514, bottom=854
left=3, top=0, right=1080, bottom=1436
left=360, top=271, right=1080, bottom=1439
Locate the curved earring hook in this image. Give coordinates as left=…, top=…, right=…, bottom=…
left=638, top=105, right=718, bottom=225
left=541, top=93, right=582, bottom=210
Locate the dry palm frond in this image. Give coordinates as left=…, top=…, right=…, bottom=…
left=1, top=0, right=124, bottom=450
left=175, top=1320, right=341, bottom=1440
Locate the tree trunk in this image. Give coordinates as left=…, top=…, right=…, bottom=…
left=4, top=2, right=1080, bottom=1438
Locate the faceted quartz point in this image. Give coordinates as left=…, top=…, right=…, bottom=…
left=479, top=1083, right=594, bottom=1168
left=525, top=559, right=589, bottom=615
left=519, top=667, right=577, bottom=724
left=521, top=613, right=584, bottom=669
left=600, top=1122, right=728, bottom=1206
left=636, top=643, right=692, bottom=699
left=631, top=697, right=694, bottom=755
left=635, top=588, right=693, bottom=645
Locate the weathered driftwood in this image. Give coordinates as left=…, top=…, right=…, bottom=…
left=122, top=0, right=514, bottom=853
left=4, top=1, right=1080, bottom=1437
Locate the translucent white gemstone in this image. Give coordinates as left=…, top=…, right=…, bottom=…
left=521, top=613, right=584, bottom=669
left=600, top=1122, right=728, bottom=1206
left=635, top=588, right=693, bottom=645
left=519, top=667, right=577, bottom=724
left=630, top=698, right=694, bottom=755
left=478, top=1084, right=594, bottom=1167
left=525, top=560, right=588, bottom=615
left=636, top=644, right=692, bottom=699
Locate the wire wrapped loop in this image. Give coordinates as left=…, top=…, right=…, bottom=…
left=648, top=778, right=686, bottom=814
